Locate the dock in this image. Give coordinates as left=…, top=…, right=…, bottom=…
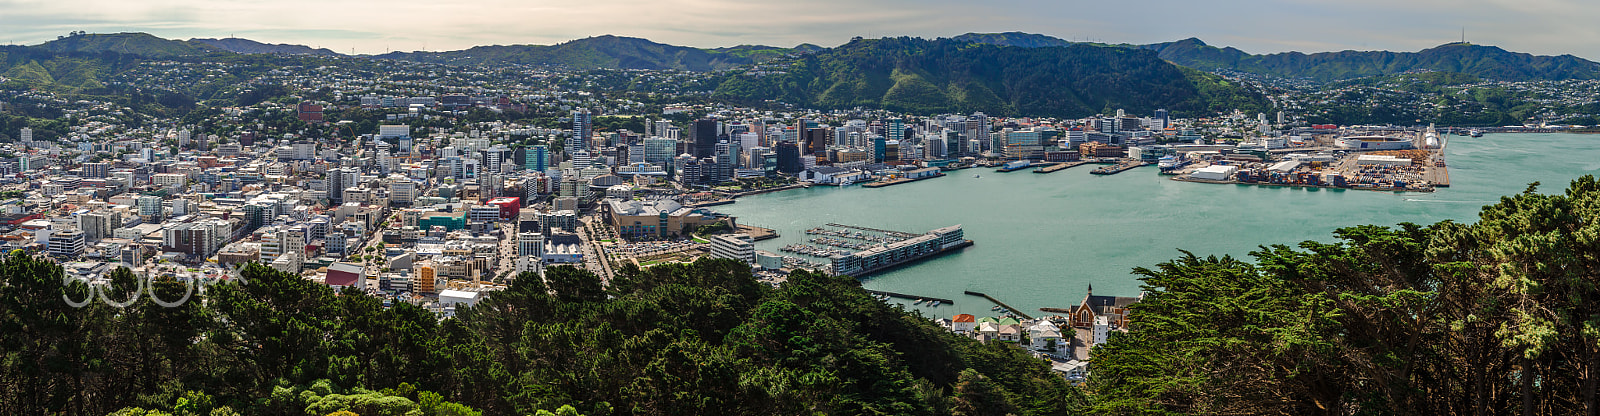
left=735, top=224, right=779, bottom=241
left=963, top=290, right=1034, bottom=320
left=824, top=223, right=921, bottom=239
left=866, top=289, right=954, bottom=305
left=996, top=163, right=1034, bottom=173
left=1090, top=161, right=1150, bottom=175
left=862, top=172, right=945, bottom=188
left=1033, top=161, right=1089, bottom=174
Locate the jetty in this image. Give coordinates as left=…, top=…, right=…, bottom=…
left=825, top=223, right=921, bottom=239
left=1034, top=161, right=1089, bottom=174
left=866, top=290, right=954, bottom=305
left=963, top=290, right=1034, bottom=320
left=1091, top=161, right=1150, bottom=175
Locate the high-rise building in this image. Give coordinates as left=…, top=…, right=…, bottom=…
left=774, top=142, right=801, bottom=174
left=48, top=228, right=85, bottom=259
left=571, top=110, right=593, bottom=150
left=886, top=118, right=905, bottom=142
left=525, top=145, right=550, bottom=172
left=692, top=118, right=719, bottom=159
left=78, top=211, right=118, bottom=242
left=18, top=127, right=31, bottom=144
left=804, top=128, right=829, bottom=156
left=136, top=195, right=164, bottom=222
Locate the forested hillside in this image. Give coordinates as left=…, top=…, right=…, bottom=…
left=711, top=37, right=1269, bottom=118
left=1091, top=176, right=1600, bottom=415
left=0, top=257, right=1080, bottom=415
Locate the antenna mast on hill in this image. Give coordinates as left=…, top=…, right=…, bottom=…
left=1461, top=27, right=1466, bottom=43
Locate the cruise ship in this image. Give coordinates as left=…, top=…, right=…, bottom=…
left=1335, top=134, right=1415, bottom=150
left=1157, top=155, right=1190, bottom=174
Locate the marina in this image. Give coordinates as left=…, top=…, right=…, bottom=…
left=866, top=289, right=955, bottom=305
left=964, top=291, right=1033, bottom=320
left=717, top=133, right=1599, bottom=316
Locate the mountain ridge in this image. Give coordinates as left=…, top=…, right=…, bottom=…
left=189, top=37, right=342, bottom=56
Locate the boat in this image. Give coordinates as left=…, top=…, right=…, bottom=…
left=913, top=299, right=926, bottom=305
left=930, top=300, right=941, bottom=307
left=973, top=174, right=980, bottom=178
left=1335, top=135, right=1415, bottom=150
left=1469, top=129, right=1483, bottom=138
left=991, top=305, right=1001, bottom=311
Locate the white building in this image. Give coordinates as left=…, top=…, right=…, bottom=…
left=1188, top=165, right=1238, bottom=181
left=709, top=234, right=755, bottom=264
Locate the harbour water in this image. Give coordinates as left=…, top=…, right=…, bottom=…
left=715, top=133, right=1600, bottom=318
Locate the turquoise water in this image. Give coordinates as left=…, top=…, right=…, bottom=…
left=715, top=133, right=1600, bottom=317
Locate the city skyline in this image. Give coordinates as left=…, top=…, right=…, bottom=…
left=2, top=0, right=1599, bottom=60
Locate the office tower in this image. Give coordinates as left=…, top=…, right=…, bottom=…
left=774, top=142, right=801, bottom=174
left=804, top=128, right=829, bottom=155
left=18, top=127, right=31, bottom=144
left=571, top=110, right=593, bottom=150
left=692, top=118, right=718, bottom=158
left=525, top=145, right=549, bottom=172
left=137, top=195, right=164, bottom=222
left=966, top=112, right=988, bottom=151
left=886, top=118, right=905, bottom=142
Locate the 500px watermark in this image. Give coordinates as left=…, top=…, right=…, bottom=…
left=61, top=271, right=246, bottom=308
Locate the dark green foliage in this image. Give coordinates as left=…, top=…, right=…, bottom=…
left=372, top=35, right=793, bottom=71
left=188, top=38, right=342, bottom=56
left=1090, top=175, right=1600, bottom=415
left=1145, top=38, right=1600, bottom=83
left=711, top=37, right=1270, bottom=118
left=0, top=255, right=1077, bottom=415
left=34, top=32, right=226, bottom=58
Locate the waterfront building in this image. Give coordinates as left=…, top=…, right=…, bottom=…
left=709, top=234, right=755, bottom=264
left=606, top=199, right=717, bottom=239
left=831, top=225, right=966, bottom=277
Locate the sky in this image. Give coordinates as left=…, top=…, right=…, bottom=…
left=2, top=0, right=1598, bottom=60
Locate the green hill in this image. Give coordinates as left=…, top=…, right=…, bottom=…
left=0, top=255, right=1081, bottom=415
left=712, top=37, right=1269, bottom=118
left=1143, top=37, right=1600, bottom=82
left=372, top=35, right=798, bottom=71
left=33, top=32, right=225, bottom=58
left=949, top=32, right=1077, bottom=48
left=190, top=37, right=342, bottom=56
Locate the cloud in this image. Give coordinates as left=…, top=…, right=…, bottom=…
left=0, top=0, right=1595, bottom=59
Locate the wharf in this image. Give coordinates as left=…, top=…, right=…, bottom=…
left=726, top=183, right=811, bottom=198
left=1090, top=161, right=1150, bottom=175
left=735, top=224, right=779, bottom=241
left=848, top=240, right=974, bottom=277
left=996, top=164, right=1034, bottom=173
left=862, top=172, right=945, bottom=188
left=825, top=223, right=921, bottom=238
left=686, top=199, right=735, bottom=208
left=1033, top=161, right=1090, bottom=174
left=866, top=289, right=954, bottom=305
left=963, top=291, right=1034, bottom=320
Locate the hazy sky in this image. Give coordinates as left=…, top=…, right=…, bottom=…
left=2, top=0, right=1598, bottom=59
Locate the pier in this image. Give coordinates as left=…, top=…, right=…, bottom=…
left=866, top=289, right=954, bottom=305
left=1033, top=161, right=1090, bottom=174
left=963, top=291, right=1034, bottom=320
left=735, top=224, right=779, bottom=241
left=824, top=223, right=921, bottom=239
left=1090, top=161, right=1150, bottom=175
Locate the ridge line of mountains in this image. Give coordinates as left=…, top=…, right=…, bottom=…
left=15, top=31, right=1600, bottom=83
left=5, top=31, right=1599, bottom=119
